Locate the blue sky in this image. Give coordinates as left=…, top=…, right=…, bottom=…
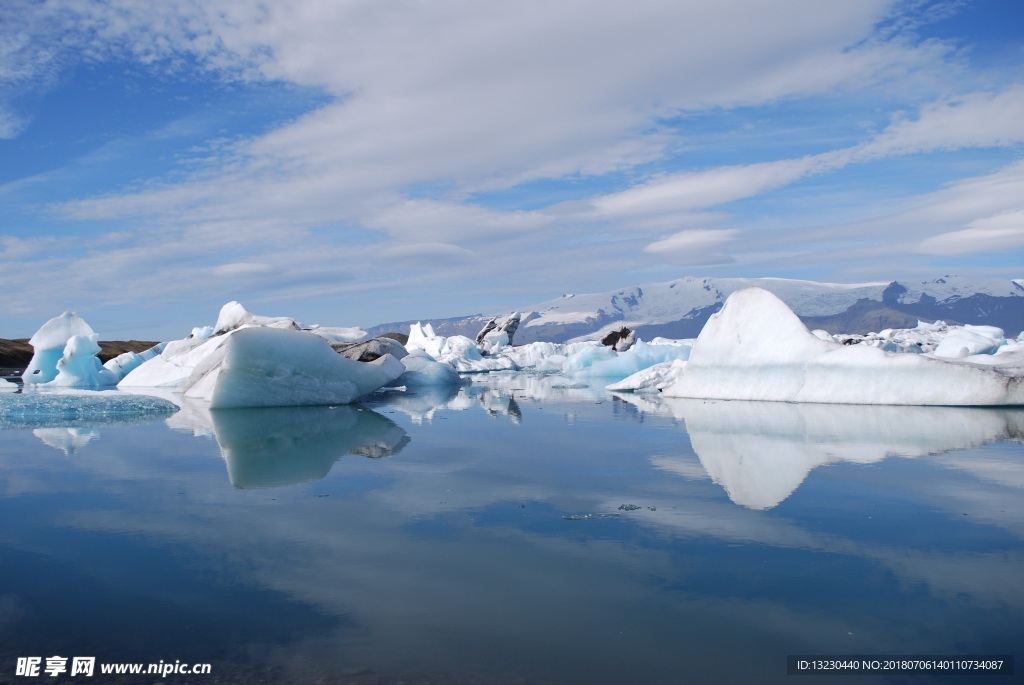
left=1, top=0, right=1022, bottom=340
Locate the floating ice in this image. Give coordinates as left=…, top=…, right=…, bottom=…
left=398, top=348, right=464, bottom=387
left=659, top=288, right=1024, bottom=406
left=43, top=335, right=119, bottom=388
left=181, top=326, right=405, bottom=408
left=23, top=312, right=102, bottom=386
left=932, top=325, right=1005, bottom=358
left=103, top=343, right=166, bottom=382
left=564, top=339, right=691, bottom=379
left=406, top=323, right=518, bottom=372
left=121, top=302, right=388, bottom=403
left=606, top=358, right=688, bottom=393
left=0, top=391, right=179, bottom=429
left=1, top=378, right=16, bottom=392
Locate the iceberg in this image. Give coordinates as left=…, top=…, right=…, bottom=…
left=406, top=323, right=518, bottom=372
left=1, top=378, right=16, bottom=392
left=22, top=312, right=116, bottom=388
left=659, top=288, right=1024, bottom=406
left=181, top=326, right=405, bottom=408
left=44, top=334, right=119, bottom=388
left=121, top=302, right=405, bottom=407
left=398, top=348, right=464, bottom=387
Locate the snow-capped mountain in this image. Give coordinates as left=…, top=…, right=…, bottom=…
left=364, top=275, right=1024, bottom=343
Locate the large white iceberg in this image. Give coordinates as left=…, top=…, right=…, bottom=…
left=659, top=288, right=1024, bottom=406
left=180, top=326, right=405, bottom=408
left=120, top=301, right=403, bottom=407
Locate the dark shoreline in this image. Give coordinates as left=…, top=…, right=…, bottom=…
left=0, top=338, right=159, bottom=375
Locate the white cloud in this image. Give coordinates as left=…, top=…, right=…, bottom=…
left=856, top=85, right=1024, bottom=159
left=378, top=242, right=478, bottom=266
left=211, top=262, right=274, bottom=277
left=638, top=227, right=737, bottom=264
left=3, top=0, right=1024, bottom=333
left=917, top=209, right=1024, bottom=255
left=592, top=156, right=840, bottom=216
left=644, top=228, right=740, bottom=256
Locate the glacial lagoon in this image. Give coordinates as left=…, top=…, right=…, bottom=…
left=1, top=375, right=1022, bottom=684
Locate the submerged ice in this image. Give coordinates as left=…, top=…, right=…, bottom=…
left=0, top=391, right=178, bottom=429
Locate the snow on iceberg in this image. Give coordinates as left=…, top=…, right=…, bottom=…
left=659, top=287, right=1024, bottom=406
left=181, top=326, right=405, bottom=408
left=22, top=312, right=114, bottom=387
left=119, top=334, right=231, bottom=388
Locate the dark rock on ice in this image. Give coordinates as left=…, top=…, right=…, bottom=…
left=476, top=312, right=522, bottom=346
left=333, top=337, right=409, bottom=362
left=601, top=327, right=636, bottom=351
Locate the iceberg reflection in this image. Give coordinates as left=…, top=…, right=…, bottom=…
left=211, top=405, right=410, bottom=489
left=648, top=398, right=1024, bottom=510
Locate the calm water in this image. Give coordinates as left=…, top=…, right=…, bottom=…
left=1, top=375, right=1022, bottom=684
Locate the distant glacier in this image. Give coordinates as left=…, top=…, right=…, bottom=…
left=363, top=274, right=1024, bottom=342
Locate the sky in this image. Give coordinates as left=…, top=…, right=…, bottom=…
left=1, top=0, right=1023, bottom=340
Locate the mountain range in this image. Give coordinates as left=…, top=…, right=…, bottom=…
left=364, top=275, right=1024, bottom=344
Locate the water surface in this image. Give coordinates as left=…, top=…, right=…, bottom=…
left=1, top=376, right=1022, bottom=684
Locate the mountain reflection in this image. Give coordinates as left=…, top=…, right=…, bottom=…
left=211, top=405, right=410, bottom=489
left=643, top=398, right=1024, bottom=510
